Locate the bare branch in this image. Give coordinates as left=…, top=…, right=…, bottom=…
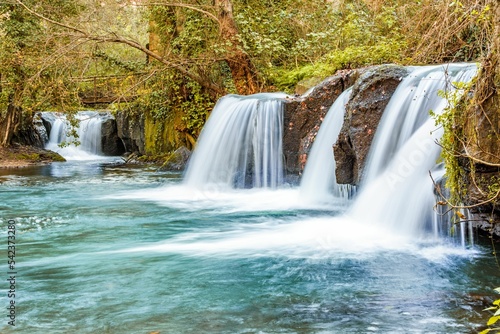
left=14, top=0, right=225, bottom=95
left=430, top=170, right=500, bottom=210
left=462, top=143, right=500, bottom=167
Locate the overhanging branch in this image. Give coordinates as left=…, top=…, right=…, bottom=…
left=14, top=0, right=225, bottom=95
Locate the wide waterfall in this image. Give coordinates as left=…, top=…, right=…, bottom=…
left=184, top=93, right=288, bottom=189
left=11, top=64, right=494, bottom=333
left=299, top=88, right=354, bottom=203
left=44, top=111, right=104, bottom=160
left=349, top=63, right=477, bottom=237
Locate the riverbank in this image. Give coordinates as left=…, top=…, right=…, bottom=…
left=0, top=144, right=65, bottom=168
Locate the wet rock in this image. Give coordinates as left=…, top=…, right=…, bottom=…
left=283, top=69, right=360, bottom=174
left=159, top=146, right=191, bottom=171
left=0, top=144, right=65, bottom=168
left=33, top=113, right=49, bottom=146
left=100, top=112, right=126, bottom=156
left=12, top=112, right=46, bottom=148
left=334, top=64, right=409, bottom=185
left=39, top=112, right=56, bottom=137
left=115, top=110, right=145, bottom=155
left=462, top=161, right=500, bottom=229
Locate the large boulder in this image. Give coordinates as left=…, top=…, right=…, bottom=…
left=283, top=69, right=360, bottom=175
left=12, top=112, right=46, bottom=148
left=334, top=64, right=409, bottom=185
left=159, top=146, right=191, bottom=171
left=115, top=110, right=145, bottom=155
left=100, top=113, right=126, bottom=156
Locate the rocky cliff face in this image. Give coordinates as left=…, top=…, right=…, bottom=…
left=12, top=112, right=47, bottom=149
left=282, top=69, right=360, bottom=175
left=462, top=3, right=500, bottom=231
left=334, top=65, right=408, bottom=185
left=100, top=114, right=125, bottom=156
left=115, top=110, right=146, bottom=155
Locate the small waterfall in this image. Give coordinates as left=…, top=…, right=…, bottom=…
left=184, top=93, right=287, bottom=189
left=299, top=88, right=354, bottom=203
left=44, top=111, right=104, bottom=160
left=348, top=63, right=477, bottom=237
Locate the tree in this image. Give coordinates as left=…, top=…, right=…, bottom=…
left=214, top=0, right=260, bottom=94
left=0, top=1, right=84, bottom=147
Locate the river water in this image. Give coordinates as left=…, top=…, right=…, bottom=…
left=1, top=159, right=499, bottom=333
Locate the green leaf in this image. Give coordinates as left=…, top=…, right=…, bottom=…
left=484, top=307, right=498, bottom=311
left=479, top=329, right=491, bottom=334
left=487, top=316, right=500, bottom=326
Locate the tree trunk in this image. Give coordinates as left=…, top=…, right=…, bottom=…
left=215, top=0, right=260, bottom=95
left=0, top=101, right=21, bottom=147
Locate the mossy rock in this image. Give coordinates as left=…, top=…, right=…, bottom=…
left=0, top=145, right=66, bottom=168
left=159, top=146, right=191, bottom=171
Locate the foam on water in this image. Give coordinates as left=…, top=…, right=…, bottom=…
left=107, top=184, right=340, bottom=213
left=109, top=214, right=474, bottom=262
left=107, top=64, right=480, bottom=262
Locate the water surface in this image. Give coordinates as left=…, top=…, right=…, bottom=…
left=0, top=161, right=498, bottom=333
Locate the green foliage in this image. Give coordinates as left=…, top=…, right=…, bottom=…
left=268, top=63, right=334, bottom=92
left=127, top=69, right=215, bottom=153
left=149, top=3, right=218, bottom=59
left=1, top=0, right=495, bottom=152
left=180, top=80, right=213, bottom=135
left=92, top=49, right=144, bottom=73
left=480, top=287, right=500, bottom=334
left=430, top=79, right=475, bottom=205
left=0, top=1, right=84, bottom=115
left=263, top=3, right=406, bottom=91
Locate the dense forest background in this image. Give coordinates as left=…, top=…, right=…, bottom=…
left=0, top=0, right=496, bottom=148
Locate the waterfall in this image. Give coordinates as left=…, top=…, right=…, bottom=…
left=44, top=111, right=104, bottom=160
left=184, top=93, right=287, bottom=189
left=348, top=63, right=477, bottom=237
left=299, top=88, right=354, bottom=203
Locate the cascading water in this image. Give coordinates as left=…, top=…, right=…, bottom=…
left=348, top=63, right=478, bottom=238
left=44, top=111, right=104, bottom=160
left=5, top=64, right=497, bottom=334
left=183, top=93, right=288, bottom=189
left=299, top=88, right=354, bottom=203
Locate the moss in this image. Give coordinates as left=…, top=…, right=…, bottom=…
left=42, top=151, right=66, bottom=162
left=144, top=111, right=183, bottom=156
left=16, top=151, right=66, bottom=163
left=18, top=153, right=40, bottom=161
